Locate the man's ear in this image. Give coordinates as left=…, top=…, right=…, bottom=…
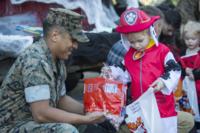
left=50, top=29, right=60, bottom=43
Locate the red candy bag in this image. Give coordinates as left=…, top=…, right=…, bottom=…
left=84, top=77, right=127, bottom=130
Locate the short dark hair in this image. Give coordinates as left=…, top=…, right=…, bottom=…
left=42, top=19, right=66, bottom=38
left=157, top=4, right=182, bottom=29
left=139, top=6, right=164, bottom=19
left=42, top=19, right=53, bottom=38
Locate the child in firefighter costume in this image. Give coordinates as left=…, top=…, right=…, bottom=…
left=109, top=7, right=181, bottom=133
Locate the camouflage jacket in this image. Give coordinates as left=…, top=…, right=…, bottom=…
left=0, top=39, right=67, bottom=127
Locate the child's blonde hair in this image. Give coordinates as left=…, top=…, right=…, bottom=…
left=181, top=20, right=200, bottom=39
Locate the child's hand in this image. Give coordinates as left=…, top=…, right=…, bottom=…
left=185, top=67, right=193, bottom=75
left=185, top=67, right=194, bottom=80
left=188, top=73, right=194, bottom=80
left=150, top=79, right=165, bottom=92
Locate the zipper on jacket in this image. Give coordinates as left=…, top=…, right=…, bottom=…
left=140, top=59, right=143, bottom=95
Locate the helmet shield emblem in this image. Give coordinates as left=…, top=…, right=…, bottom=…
left=124, top=11, right=137, bottom=25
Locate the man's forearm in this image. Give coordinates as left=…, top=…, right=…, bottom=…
left=30, top=99, right=105, bottom=125
left=32, top=105, right=87, bottom=124
left=58, top=95, right=84, bottom=114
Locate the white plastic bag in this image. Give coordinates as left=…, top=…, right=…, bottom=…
left=183, top=76, right=200, bottom=121
left=11, top=0, right=118, bottom=32
left=0, top=35, right=33, bottom=60
left=125, top=88, right=164, bottom=133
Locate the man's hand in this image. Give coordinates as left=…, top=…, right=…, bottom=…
left=150, top=78, right=165, bottom=92
left=85, top=112, right=105, bottom=124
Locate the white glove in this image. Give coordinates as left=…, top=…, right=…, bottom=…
left=100, top=65, right=112, bottom=79
left=101, top=65, right=130, bottom=84
left=150, top=78, right=165, bottom=92
left=110, top=66, right=130, bottom=84
left=109, top=66, right=123, bottom=80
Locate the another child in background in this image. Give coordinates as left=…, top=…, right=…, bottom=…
left=157, top=3, right=182, bottom=61
left=180, top=21, right=200, bottom=102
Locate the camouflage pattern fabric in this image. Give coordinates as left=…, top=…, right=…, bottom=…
left=0, top=39, right=75, bottom=132
left=46, top=8, right=89, bottom=43
left=1, top=121, right=78, bottom=133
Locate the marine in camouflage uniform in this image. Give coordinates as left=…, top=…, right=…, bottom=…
left=0, top=8, right=103, bottom=133
left=0, top=38, right=75, bottom=132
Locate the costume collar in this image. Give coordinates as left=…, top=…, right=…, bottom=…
left=145, top=38, right=155, bottom=50
left=132, top=38, right=155, bottom=60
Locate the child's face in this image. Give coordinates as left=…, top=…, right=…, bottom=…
left=184, top=32, right=199, bottom=50
left=162, top=21, right=174, bottom=36
left=126, top=30, right=150, bottom=51
left=154, top=19, right=164, bottom=37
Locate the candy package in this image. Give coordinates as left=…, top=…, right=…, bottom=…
left=84, top=77, right=127, bottom=130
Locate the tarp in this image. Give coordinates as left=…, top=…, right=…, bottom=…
left=2, top=0, right=119, bottom=32
left=0, top=0, right=61, bottom=21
